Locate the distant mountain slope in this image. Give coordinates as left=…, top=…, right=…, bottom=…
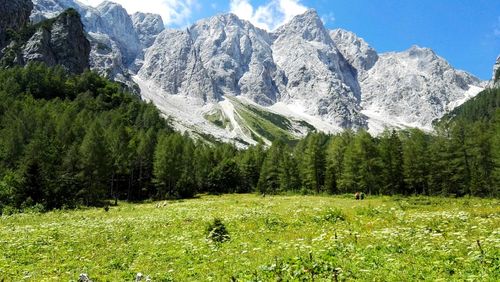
left=30, top=0, right=164, bottom=86
left=0, top=7, right=90, bottom=74
left=28, top=1, right=487, bottom=146
left=438, top=87, right=500, bottom=124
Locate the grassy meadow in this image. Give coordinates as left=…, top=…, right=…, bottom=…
left=0, top=194, right=499, bottom=281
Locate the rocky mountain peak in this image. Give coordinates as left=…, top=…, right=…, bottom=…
left=95, top=1, right=140, bottom=65
left=132, top=12, right=164, bottom=48
left=1, top=8, right=90, bottom=74
left=406, top=45, right=437, bottom=60
left=0, top=0, right=33, bottom=49
left=330, top=28, right=378, bottom=73
left=273, top=9, right=331, bottom=44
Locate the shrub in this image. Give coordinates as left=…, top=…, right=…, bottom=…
left=315, top=208, right=346, bottom=223
left=206, top=218, right=230, bottom=243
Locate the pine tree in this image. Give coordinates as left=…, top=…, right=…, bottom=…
left=325, top=131, right=353, bottom=194
left=402, top=129, right=430, bottom=195
left=153, top=133, right=184, bottom=199
left=301, top=134, right=327, bottom=194
left=279, top=147, right=301, bottom=192
left=379, top=130, right=404, bottom=195
left=79, top=120, right=110, bottom=205
left=257, top=141, right=284, bottom=194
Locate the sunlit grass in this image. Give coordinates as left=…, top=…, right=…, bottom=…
left=0, top=194, right=498, bottom=281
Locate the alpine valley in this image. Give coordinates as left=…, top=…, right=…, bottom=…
left=11, top=0, right=493, bottom=146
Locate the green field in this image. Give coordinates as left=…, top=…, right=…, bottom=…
left=0, top=195, right=499, bottom=281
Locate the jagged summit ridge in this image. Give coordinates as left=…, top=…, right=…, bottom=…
left=330, top=29, right=378, bottom=73
left=26, top=3, right=486, bottom=144
left=359, top=45, right=484, bottom=131
left=30, top=0, right=164, bottom=86
left=140, top=12, right=283, bottom=105
left=140, top=9, right=366, bottom=129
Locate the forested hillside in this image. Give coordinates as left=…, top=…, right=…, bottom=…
left=1, top=64, right=498, bottom=214
left=439, top=87, right=500, bottom=124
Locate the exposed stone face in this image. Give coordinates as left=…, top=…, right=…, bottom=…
left=140, top=14, right=283, bottom=105
left=48, top=9, right=91, bottom=73
left=271, top=10, right=365, bottom=129
left=360, top=45, right=484, bottom=129
left=2, top=9, right=90, bottom=74
left=0, top=0, right=33, bottom=49
left=330, top=29, right=378, bottom=74
left=30, top=0, right=164, bottom=86
left=132, top=12, right=164, bottom=49
left=140, top=10, right=366, bottom=128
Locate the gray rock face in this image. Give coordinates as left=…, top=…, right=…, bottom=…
left=360, top=45, right=483, bottom=128
left=0, top=0, right=33, bottom=49
left=140, top=14, right=283, bottom=104
left=31, top=0, right=164, bottom=84
left=132, top=12, right=164, bottom=49
left=23, top=9, right=90, bottom=73
left=130, top=12, right=165, bottom=72
left=95, top=1, right=140, bottom=65
left=330, top=29, right=378, bottom=74
left=141, top=10, right=366, bottom=128
left=271, top=10, right=364, bottom=128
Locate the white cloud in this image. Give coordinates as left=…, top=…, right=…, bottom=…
left=230, top=0, right=308, bottom=31
left=321, top=12, right=335, bottom=25
left=495, top=17, right=500, bottom=37
left=79, top=0, right=197, bottom=27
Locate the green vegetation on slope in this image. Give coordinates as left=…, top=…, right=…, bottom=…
left=0, top=194, right=498, bottom=281
left=1, top=8, right=81, bottom=68
left=1, top=64, right=499, bottom=216
left=203, top=109, right=231, bottom=129
left=230, top=98, right=298, bottom=144
left=439, top=87, right=500, bottom=124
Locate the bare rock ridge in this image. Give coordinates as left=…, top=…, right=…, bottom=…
left=28, top=8, right=90, bottom=74
left=140, top=10, right=366, bottom=128
left=358, top=45, right=483, bottom=130
left=140, top=13, right=281, bottom=104
left=271, top=10, right=365, bottom=128
left=0, top=0, right=34, bottom=49
left=493, top=55, right=500, bottom=87
left=329, top=28, right=378, bottom=75
left=30, top=0, right=164, bottom=85
left=0, top=6, right=90, bottom=74
left=21, top=1, right=487, bottom=142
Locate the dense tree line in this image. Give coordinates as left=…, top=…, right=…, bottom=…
left=439, top=87, right=500, bottom=124
left=0, top=64, right=498, bottom=213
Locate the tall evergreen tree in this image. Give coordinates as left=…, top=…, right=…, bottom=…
left=79, top=120, right=110, bottom=205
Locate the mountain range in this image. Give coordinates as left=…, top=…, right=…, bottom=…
left=4, top=0, right=495, bottom=146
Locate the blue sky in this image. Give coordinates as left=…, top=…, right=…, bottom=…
left=82, top=0, right=500, bottom=80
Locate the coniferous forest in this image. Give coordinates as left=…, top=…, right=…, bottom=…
left=0, top=64, right=498, bottom=213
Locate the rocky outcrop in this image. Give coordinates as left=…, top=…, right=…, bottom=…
left=132, top=12, right=164, bottom=49
left=493, top=55, right=500, bottom=87
left=0, top=0, right=33, bottom=49
left=31, top=0, right=164, bottom=87
left=360, top=45, right=484, bottom=129
left=140, top=10, right=366, bottom=128
left=140, top=13, right=282, bottom=104
left=131, top=12, right=165, bottom=72
left=95, top=1, right=141, bottom=65
left=272, top=10, right=365, bottom=128
left=330, top=29, right=378, bottom=75
left=2, top=9, right=90, bottom=74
